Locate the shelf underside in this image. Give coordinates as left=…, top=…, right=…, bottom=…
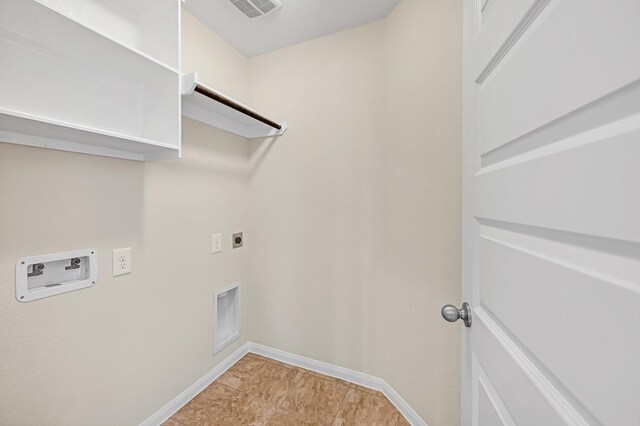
left=0, top=109, right=179, bottom=161
left=181, top=78, right=287, bottom=140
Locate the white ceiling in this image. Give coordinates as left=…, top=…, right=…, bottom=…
left=183, top=0, right=401, bottom=57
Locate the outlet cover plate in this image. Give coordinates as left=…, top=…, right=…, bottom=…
left=212, top=234, right=222, bottom=254
left=112, top=248, right=132, bottom=277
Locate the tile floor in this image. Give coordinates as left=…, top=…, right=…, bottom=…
left=164, top=353, right=410, bottom=425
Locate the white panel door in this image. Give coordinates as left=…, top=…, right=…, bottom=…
left=461, top=0, right=640, bottom=425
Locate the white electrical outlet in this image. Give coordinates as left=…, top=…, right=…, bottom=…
left=112, top=248, right=132, bottom=276
left=212, top=234, right=222, bottom=254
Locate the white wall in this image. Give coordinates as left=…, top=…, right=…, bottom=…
left=247, top=0, right=462, bottom=424
left=247, top=20, right=385, bottom=372
left=0, top=11, right=251, bottom=426
left=182, top=11, right=248, bottom=102
left=373, top=1, right=462, bottom=423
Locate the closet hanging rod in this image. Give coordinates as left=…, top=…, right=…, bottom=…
left=193, top=84, right=282, bottom=130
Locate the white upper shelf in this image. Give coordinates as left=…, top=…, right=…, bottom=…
left=181, top=73, right=287, bottom=139
left=3, top=1, right=179, bottom=80
left=0, top=0, right=182, bottom=161
left=0, top=108, right=180, bottom=162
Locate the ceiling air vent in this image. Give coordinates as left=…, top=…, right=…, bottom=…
left=230, top=0, right=281, bottom=18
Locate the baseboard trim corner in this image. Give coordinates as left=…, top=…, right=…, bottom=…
left=139, top=342, right=250, bottom=426
left=247, top=342, right=427, bottom=426
left=381, top=383, right=428, bottom=426
left=140, top=341, right=426, bottom=426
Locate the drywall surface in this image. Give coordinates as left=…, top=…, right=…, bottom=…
left=0, top=11, right=250, bottom=426
left=182, top=11, right=248, bottom=101
left=373, top=0, right=463, bottom=424
left=247, top=20, right=385, bottom=374
left=247, top=0, right=462, bottom=423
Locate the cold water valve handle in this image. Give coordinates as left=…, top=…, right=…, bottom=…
left=65, top=257, right=81, bottom=270
left=27, top=263, right=45, bottom=277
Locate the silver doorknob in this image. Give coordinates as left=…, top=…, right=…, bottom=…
left=441, top=302, right=472, bottom=327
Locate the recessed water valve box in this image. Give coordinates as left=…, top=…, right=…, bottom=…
left=213, top=283, right=241, bottom=354
left=16, top=249, right=97, bottom=302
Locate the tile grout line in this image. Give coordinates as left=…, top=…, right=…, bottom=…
left=229, top=354, right=268, bottom=391
left=264, top=358, right=305, bottom=424
left=270, top=363, right=382, bottom=424
left=151, top=343, right=425, bottom=426
left=331, top=383, right=352, bottom=426
left=169, top=357, right=259, bottom=425
left=225, top=355, right=277, bottom=424
left=242, top=354, right=309, bottom=424
left=274, top=370, right=345, bottom=424
left=169, top=354, right=404, bottom=426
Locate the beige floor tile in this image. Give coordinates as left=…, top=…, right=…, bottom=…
left=245, top=353, right=271, bottom=362
left=280, top=374, right=349, bottom=423
left=266, top=358, right=308, bottom=375
left=350, top=383, right=385, bottom=398
left=169, top=356, right=409, bottom=426
left=333, top=388, right=400, bottom=426
left=240, top=360, right=305, bottom=405
left=216, top=355, right=267, bottom=389
left=170, top=399, right=217, bottom=426
left=192, top=381, right=238, bottom=406
left=396, top=414, right=411, bottom=426
left=266, top=408, right=327, bottom=425
left=202, top=392, right=276, bottom=426
left=161, top=418, right=184, bottom=426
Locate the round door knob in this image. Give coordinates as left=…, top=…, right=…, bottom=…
left=441, top=305, right=461, bottom=322
left=441, top=302, right=472, bottom=327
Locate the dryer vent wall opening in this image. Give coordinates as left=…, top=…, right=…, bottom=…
left=230, top=0, right=282, bottom=18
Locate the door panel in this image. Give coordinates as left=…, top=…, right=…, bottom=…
left=476, top=128, right=640, bottom=242
left=480, top=227, right=640, bottom=425
left=463, top=0, right=640, bottom=424
left=477, top=368, right=512, bottom=426
left=474, top=0, right=545, bottom=87
left=477, top=384, right=504, bottom=426
left=472, top=320, right=569, bottom=425
left=476, top=0, right=640, bottom=155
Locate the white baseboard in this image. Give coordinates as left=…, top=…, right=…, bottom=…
left=140, top=341, right=427, bottom=426
left=139, top=342, right=250, bottom=426
left=248, top=342, right=427, bottom=426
